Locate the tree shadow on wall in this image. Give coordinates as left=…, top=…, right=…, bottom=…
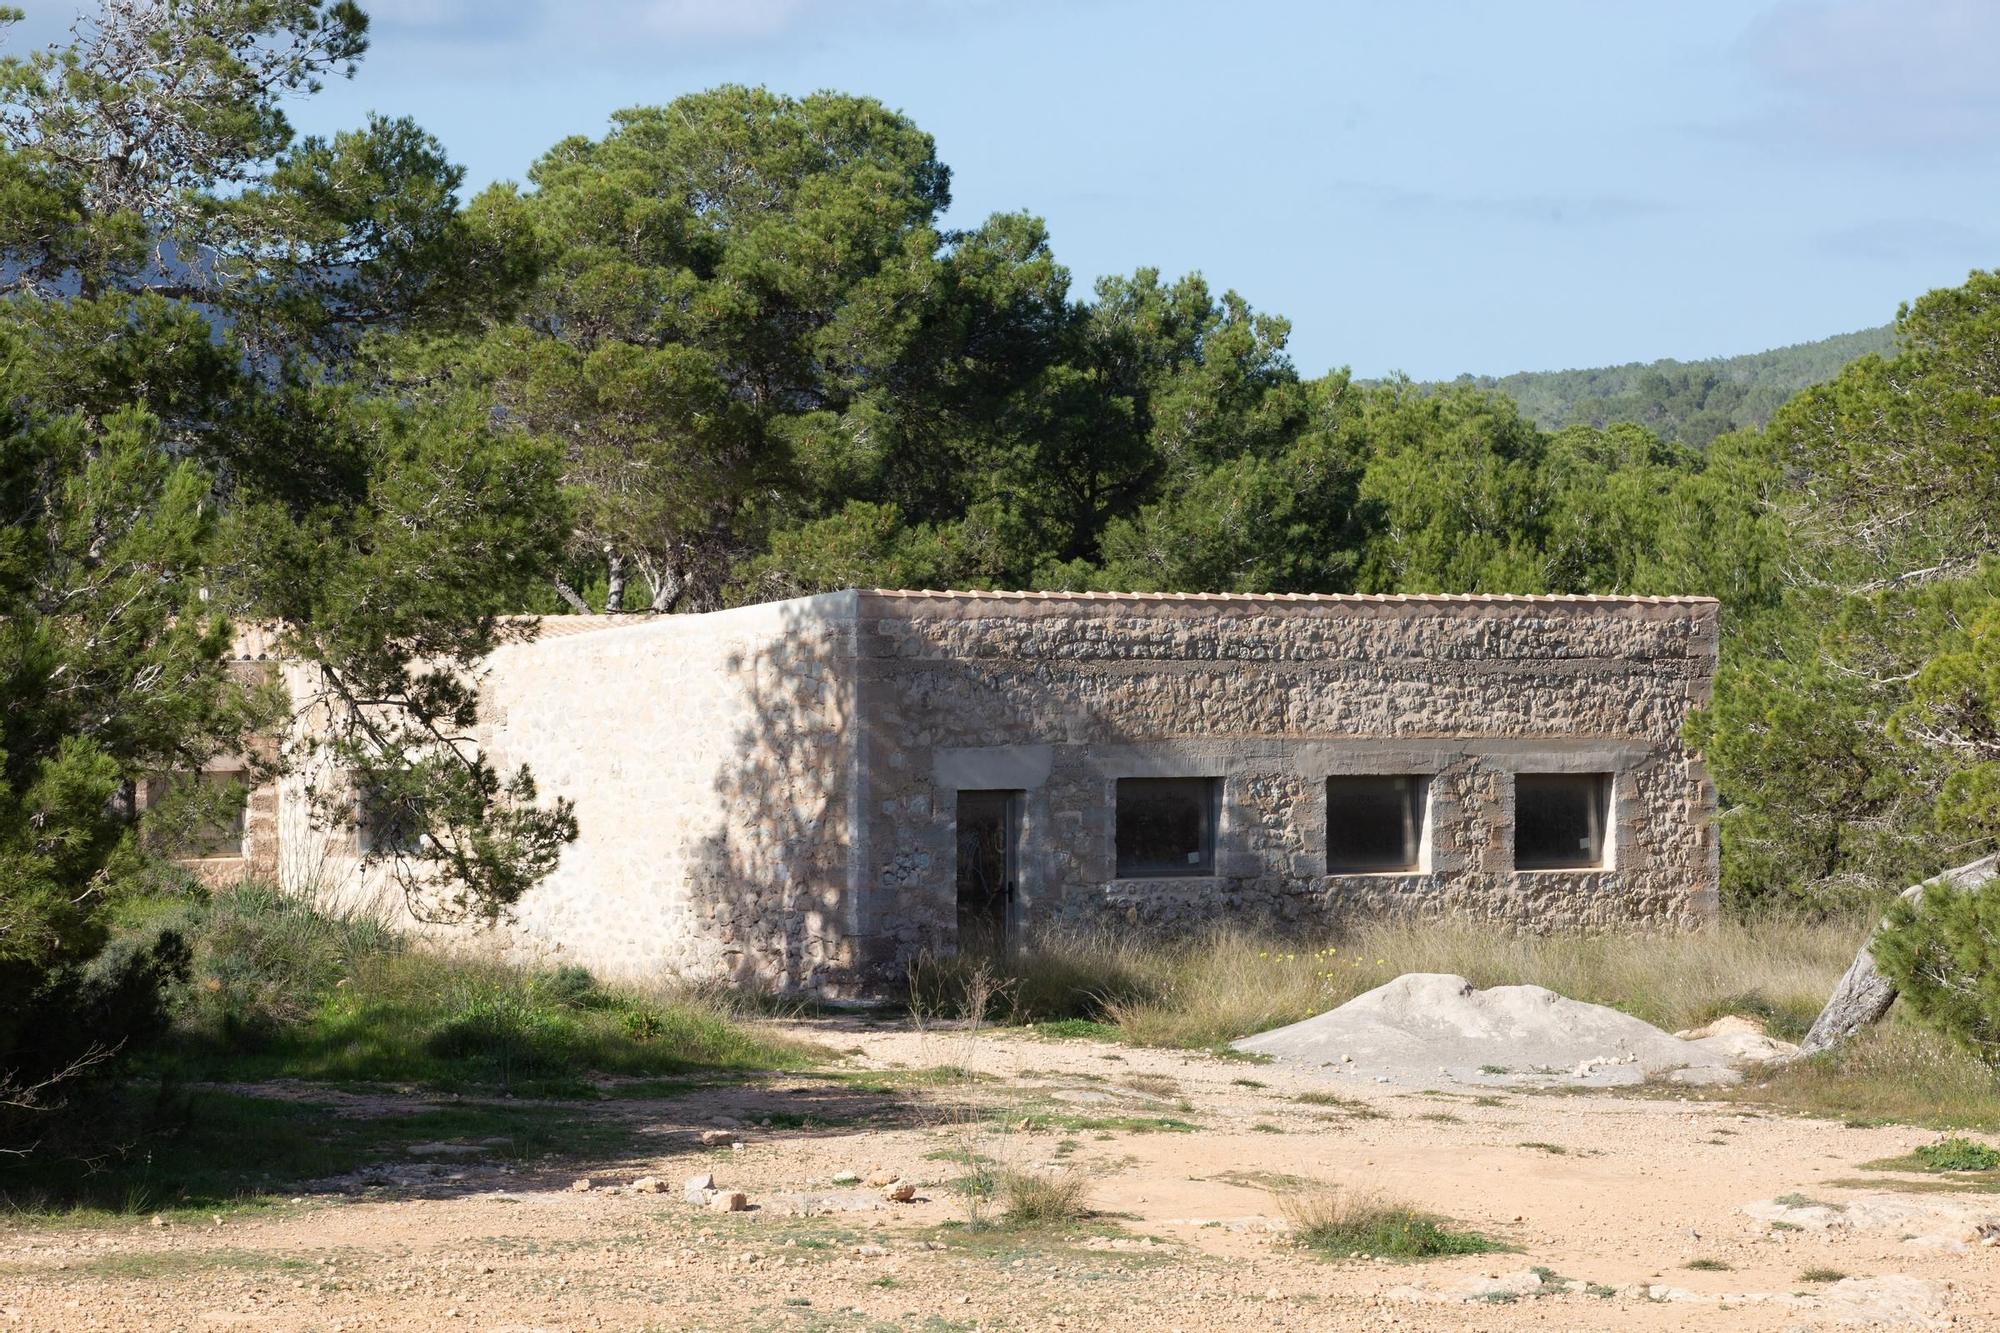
left=690, top=600, right=865, bottom=994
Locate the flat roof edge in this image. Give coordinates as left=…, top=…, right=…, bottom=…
left=854, top=589, right=1720, bottom=607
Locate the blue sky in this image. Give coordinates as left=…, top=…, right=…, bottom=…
left=17, top=0, right=2000, bottom=378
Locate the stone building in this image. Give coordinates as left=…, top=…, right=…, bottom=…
left=195, top=589, right=1720, bottom=995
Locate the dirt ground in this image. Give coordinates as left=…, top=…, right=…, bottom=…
left=2, top=1016, right=1994, bottom=1332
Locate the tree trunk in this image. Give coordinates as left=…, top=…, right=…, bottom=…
left=604, top=550, right=627, bottom=613
left=553, top=579, right=591, bottom=614
left=1797, top=854, right=1999, bottom=1057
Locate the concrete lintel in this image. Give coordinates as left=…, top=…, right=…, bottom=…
left=932, top=744, right=1054, bottom=792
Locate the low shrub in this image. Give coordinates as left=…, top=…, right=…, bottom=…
left=171, top=882, right=401, bottom=1045
left=999, top=1169, right=1092, bottom=1225
left=0, top=923, right=192, bottom=1145
left=1914, top=1137, right=2000, bottom=1172
left=1280, top=1185, right=1501, bottom=1260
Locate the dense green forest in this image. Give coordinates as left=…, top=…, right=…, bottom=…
left=1431, top=325, right=1897, bottom=447
left=4, top=2, right=1999, bottom=1139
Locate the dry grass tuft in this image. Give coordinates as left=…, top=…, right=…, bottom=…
left=938, top=916, right=1860, bottom=1050
left=1721, top=1024, right=2000, bottom=1132
left=1118, top=1072, right=1181, bottom=1097
left=910, top=917, right=1999, bottom=1132
left=999, top=1169, right=1092, bottom=1225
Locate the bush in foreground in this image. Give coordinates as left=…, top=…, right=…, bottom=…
left=1874, top=875, right=2000, bottom=1062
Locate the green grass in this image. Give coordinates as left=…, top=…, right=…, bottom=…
left=1281, top=1188, right=1503, bottom=1261
left=1853, top=1136, right=2000, bottom=1186
left=3, top=883, right=823, bottom=1219
left=1206, top=1046, right=1272, bottom=1064
left=1518, top=1141, right=1567, bottom=1155
left=1033, top=1019, right=1121, bottom=1041
left=1683, top=1258, right=1733, bottom=1271
left=1799, top=1267, right=1847, bottom=1283
left=136, top=883, right=820, bottom=1097
left=1914, top=1137, right=2000, bottom=1171
left=1773, top=1192, right=1843, bottom=1211
left=1828, top=1173, right=2000, bottom=1195
left=164, top=948, right=817, bottom=1095
left=945, top=1170, right=998, bottom=1200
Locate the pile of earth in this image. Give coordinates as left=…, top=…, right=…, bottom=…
left=1232, top=973, right=1797, bottom=1088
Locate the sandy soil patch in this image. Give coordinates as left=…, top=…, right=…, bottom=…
left=0, top=1016, right=1992, bottom=1331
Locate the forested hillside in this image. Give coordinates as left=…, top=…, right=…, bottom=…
left=1436, top=325, right=1896, bottom=447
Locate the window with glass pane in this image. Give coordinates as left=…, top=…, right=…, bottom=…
left=1115, top=778, right=1218, bottom=877
left=1326, top=775, right=1426, bottom=873
left=1514, top=773, right=1611, bottom=870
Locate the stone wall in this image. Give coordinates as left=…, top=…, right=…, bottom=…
left=243, top=589, right=1718, bottom=997
left=459, top=597, right=860, bottom=991
left=850, top=591, right=1719, bottom=984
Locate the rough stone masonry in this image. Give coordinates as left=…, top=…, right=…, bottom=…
left=222, top=589, right=1719, bottom=997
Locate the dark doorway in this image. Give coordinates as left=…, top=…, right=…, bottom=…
left=955, top=790, right=1019, bottom=956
